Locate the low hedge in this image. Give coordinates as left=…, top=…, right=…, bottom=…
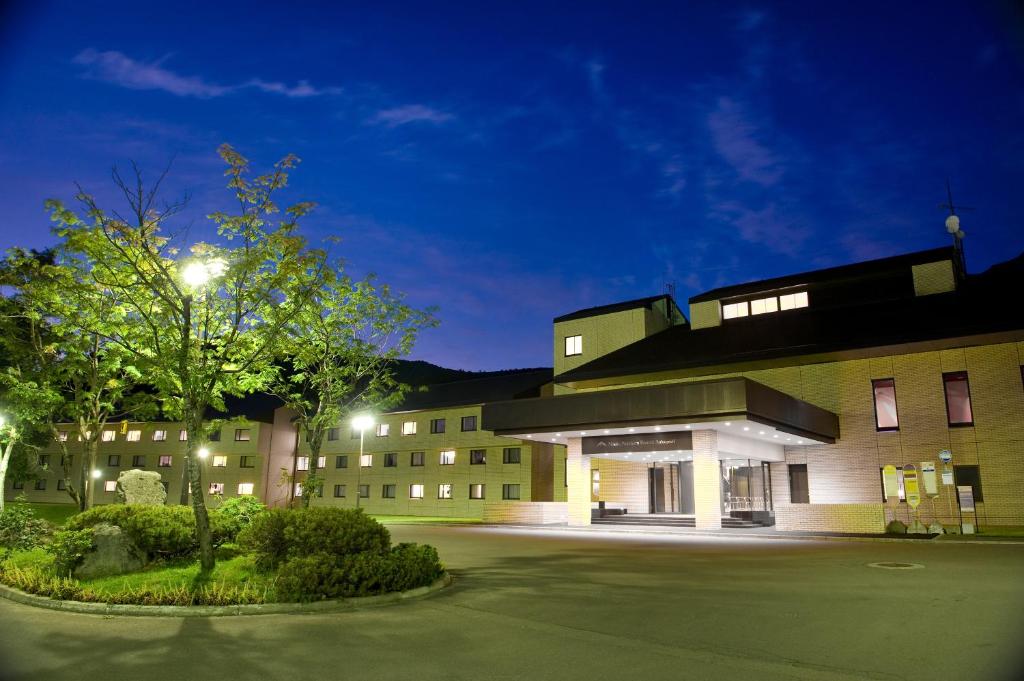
left=238, top=507, right=391, bottom=571
left=66, top=505, right=241, bottom=560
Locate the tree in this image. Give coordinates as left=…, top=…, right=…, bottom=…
left=48, top=146, right=324, bottom=573
left=1, top=249, right=149, bottom=510
left=271, top=271, right=436, bottom=506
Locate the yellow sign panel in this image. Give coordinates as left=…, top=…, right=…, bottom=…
left=903, top=464, right=921, bottom=509
left=882, top=464, right=900, bottom=501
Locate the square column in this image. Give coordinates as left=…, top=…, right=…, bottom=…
left=692, top=429, right=722, bottom=531
left=566, top=437, right=591, bottom=526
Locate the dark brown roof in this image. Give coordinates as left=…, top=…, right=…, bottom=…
left=394, top=368, right=552, bottom=411
left=554, top=294, right=684, bottom=323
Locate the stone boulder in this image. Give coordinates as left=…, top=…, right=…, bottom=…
left=73, top=523, right=146, bottom=580
left=116, top=469, right=166, bottom=505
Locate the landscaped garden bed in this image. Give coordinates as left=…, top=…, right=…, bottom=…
left=0, top=498, right=445, bottom=608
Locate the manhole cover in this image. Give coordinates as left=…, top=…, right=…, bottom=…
left=867, top=562, right=924, bottom=570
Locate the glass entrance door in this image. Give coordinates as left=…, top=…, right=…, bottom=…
left=720, top=459, right=774, bottom=523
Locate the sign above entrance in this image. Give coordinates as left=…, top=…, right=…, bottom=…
left=582, top=431, right=693, bottom=455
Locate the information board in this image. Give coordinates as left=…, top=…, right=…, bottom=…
left=921, top=461, right=938, bottom=497
left=882, top=464, right=900, bottom=500
left=903, top=464, right=921, bottom=509
left=957, top=485, right=976, bottom=513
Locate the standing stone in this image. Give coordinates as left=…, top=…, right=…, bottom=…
left=73, top=524, right=146, bottom=579
left=116, top=469, right=166, bottom=505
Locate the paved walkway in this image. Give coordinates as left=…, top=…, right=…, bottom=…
left=2, top=525, right=1023, bottom=681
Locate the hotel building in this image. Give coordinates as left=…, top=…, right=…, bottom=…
left=14, top=243, right=1024, bottom=533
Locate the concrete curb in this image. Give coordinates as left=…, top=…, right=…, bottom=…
left=473, top=523, right=1024, bottom=545
left=0, top=572, right=452, bottom=618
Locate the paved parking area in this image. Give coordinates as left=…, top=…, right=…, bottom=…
left=2, top=525, right=1023, bottom=681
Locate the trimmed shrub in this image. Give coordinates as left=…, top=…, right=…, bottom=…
left=68, top=504, right=236, bottom=559
left=239, top=508, right=390, bottom=571
left=0, top=500, right=50, bottom=550
left=216, top=496, right=267, bottom=540
left=886, top=519, right=908, bottom=535
left=274, top=543, right=444, bottom=602
left=50, top=528, right=95, bottom=576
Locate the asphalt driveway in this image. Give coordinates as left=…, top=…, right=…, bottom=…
left=1, top=525, right=1022, bottom=681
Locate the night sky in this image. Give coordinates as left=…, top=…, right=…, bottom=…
left=1, top=2, right=1022, bottom=371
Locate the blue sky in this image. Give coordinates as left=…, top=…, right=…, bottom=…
left=1, top=1, right=1022, bottom=370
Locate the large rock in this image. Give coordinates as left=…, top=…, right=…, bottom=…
left=73, top=523, right=145, bottom=579
left=116, top=469, right=166, bottom=505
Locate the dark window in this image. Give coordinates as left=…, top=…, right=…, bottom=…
left=107, top=455, right=120, bottom=467
left=333, top=484, right=346, bottom=498
left=502, top=483, right=520, bottom=500
left=335, top=455, right=348, bottom=469
left=132, top=455, right=146, bottom=467
left=12, top=480, right=24, bottom=490
left=410, top=451, right=424, bottom=467
left=954, top=465, right=983, bottom=502
left=161, top=481, right=169, bottom=492
left=503, top=447, right=521, bottom=464
left=234, top=428, right=251, bottom=442
left=430, top=418, right=446, bottom=434
left=384, top=452, right=398, bottom=467
left=461, top=415, right=477, bottom=432
left=871, top=378, right=899, bottom=431
left=240, top=456, right=255, bottom=468
left=470, top=449, right=486, bottom=465
left=382, top=484, right=396, bottom=499
left=38, top=454, right=50, bottom=467
left=942, top=372, right=974, bottom=426
left=358, top=484, right=370, bottom=499
left=34, top=479, right=46, bottom=491
left=788, top=464, right=809, bottom=504
left=209, top=430, right=221, bottom=442
left=57, top=479, right=67, bottom=491
left=327, top=428, right=339, bottom=441
left=469, top=483, right=485, bottom=500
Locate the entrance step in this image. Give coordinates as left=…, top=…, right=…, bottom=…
left=721, top=517, right=770, bottom=528
left=592, top=514, right=696, bottom=528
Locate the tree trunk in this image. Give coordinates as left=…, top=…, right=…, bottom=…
left=81, top=438, right=98, bottom=511
left=60, top=447, right=83, bottom=510
left=0, top=442, right=13, bottom=513
left=185, top=413, right=215, bottom=574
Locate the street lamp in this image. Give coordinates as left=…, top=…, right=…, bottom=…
left=352, top=414, right=374, bottom=509
left=197, top=447, right=210, bottom=459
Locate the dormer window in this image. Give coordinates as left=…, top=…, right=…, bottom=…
left=723, top=291, right=808, bottom=320
left=565, top=335, right=582, bottom=356
left=779, top=291, right=809, bottom=310
left=722, top=302, right=748, bottom=319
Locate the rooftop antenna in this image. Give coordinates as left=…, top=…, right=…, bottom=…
left=939, top=179, right=971, bottom=279
left=664, top=279, right=676, bottom=300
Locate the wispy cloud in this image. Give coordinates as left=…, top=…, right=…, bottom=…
left=736, top=9, right=766, bottom=31
left=73, top=49, right=342, bottom=99
left=706, top=96, right=784, bottom=186
left=368, top=104, right=454, bottom=128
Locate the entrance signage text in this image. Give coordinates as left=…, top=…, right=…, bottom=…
left=582, top=431, right=692, bottom=455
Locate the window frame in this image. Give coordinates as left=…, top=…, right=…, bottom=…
left=439, top=450, right=456, bottom=466
left=430, top=418, right=446, bottom=434
left=502, top=447, right=521, bottom=464
left=240, top=456, right=255, bottom=469
left=871, top=378, right=900, bottom=432
left=401, top=421, right=417, bottom=436
left=469, top=483, right=485, bottom=500
left=942, top=371, right=975, bottom=427
left=107, top=454, right=121, bottom=467
left=409, top=483, right=424, bottom=499
left=410, top=451, right=425, bottom=467
left=788, top=464, right=809, bottom=504
left=234, top=428, right=251, bottom=442
left=564, top=335, right=582, bottom=357
left=437, top=483, right=453, bottom=500
left=237, top=482, right=255, bottom=495
left=501, top=483, right=520, bottom=500
left=333, top=484, right=347, bottom=498
left=158, top=455, right=173, bottom=468
left=132, top=455, right=146, bottom=467
left=953, top=464, right=984, bottom=502
left=461, top=415, right=477, bottom=432
left=381, top=484, right=396, bottom=499
left=469, top=449, right=486, bottom=465
left=335, top=455, right=348, bottom=469
left=383, top=452, right=398, bottom=467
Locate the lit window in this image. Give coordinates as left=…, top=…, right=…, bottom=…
left=333, top=484, right=347, bottom=498
left=872, top=378, right=899, bottom=431
left=158, top=455, right=172, bottom=467
left=360, top=454, right=373, bottom=468
left=101, top=430, right=116, bottom=442
left=430, top=418, right=446, bottom=434
left=564, top=335, right=582, bottom=357
left=234, top=429, right=251, bottom=442
left=237, top=482, right=254, bottom=495
left=592, top=469, right=601, bottom=498
left=943, top=372, right=974, bottom=426
left=440, top=450, right=456, bottom=465
left=410, top=484, right=424, bottom=499
left=402, top=421, right=417, bottom=436
left=502, top=483, right=520, bottom=500
left=461, top=415, right=477, bottom=432
left=502, top=447, right=521, bottom=464
left=438, top=483, right=453, bottom=499
left=317, top=456, right=325, bottom=469
left=179, top=430, right=188, bottom=441
left=384, top=453, right=398, bottom=467
left=58, top=431, right=68, bottom=442
left=779, top=291, right=809, bottom=310
left=212, top=456, right=228, bottom=467
left=469, top=484, right=485, bottom=500
left=722, top=302, right=748, bottom=319
left=880, top=466, right=906, bottom=502
left=104, top=480, right=117, bottom=492
left=126, top=430, right=141, bottom=442
left=410, top=451, right=424, bottom=466
left=152, top=430, right=167, bottom=442
left=382, top=484, right=396, bottom=499
left=470, top=449, right=486, bottom=465
left=376, top=423, right=390, bottom=437
left=750, top=297, right=778, bottom=315
left=296, top=456, right=309, bottom=471
left=294, top=482, right=303, bottom=497
left=209, top=482, right=224, bottom=495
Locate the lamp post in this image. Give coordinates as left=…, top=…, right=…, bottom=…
left=351, top=414, right=374, bottom=509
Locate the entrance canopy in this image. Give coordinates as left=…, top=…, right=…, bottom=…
left=481, top=377, right=839, bottom=458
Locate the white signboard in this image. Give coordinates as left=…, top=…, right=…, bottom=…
left=882, top=464, right=900, bottom=500
left=921, top=461, right=938, bottom=497
left=956, top=485, right=976, bottom=513
left=941, top=465, right=954, bottom=486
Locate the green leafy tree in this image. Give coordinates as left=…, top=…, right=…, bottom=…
left=271, top=272, right=436, bottom=506
left=47, top=147, right=324, bottom=573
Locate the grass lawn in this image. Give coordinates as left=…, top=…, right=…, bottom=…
left=939, top=525, right=1024, bottom=540
left=21, top=503, right=79, bottom=527
left=370, top=515, right=481, bottom=525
